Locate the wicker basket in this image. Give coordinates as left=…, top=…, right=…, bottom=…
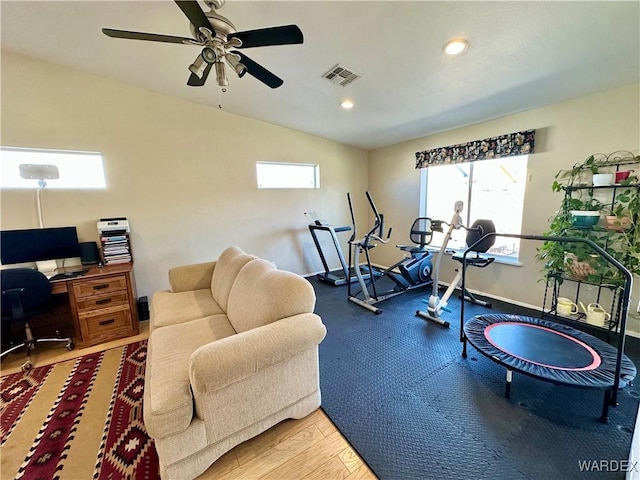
left=564, top=252, right=596, bottom=280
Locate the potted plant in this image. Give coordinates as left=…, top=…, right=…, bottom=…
left=611, top=176, right=640, bottom=276
left=551, top=154, right=604, bottom=191
left=605, top=191, right=634, bottom=231
left=537, top=194, right=607, bottom=282
left=605, top=213, right=632, bottom=232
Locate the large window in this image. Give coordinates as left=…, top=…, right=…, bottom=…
left=256, top=162, right=319, bottom=189
left=0, top=147, right=106, bottom=189
left=421, top=155, right=528, bottom=262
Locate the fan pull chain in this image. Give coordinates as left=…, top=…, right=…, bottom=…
left=218, top=86, right=227, bottom=109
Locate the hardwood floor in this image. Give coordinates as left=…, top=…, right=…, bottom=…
left=199, top=409, right=376, bottom=480
left=0, top=322, right=377, bottom=480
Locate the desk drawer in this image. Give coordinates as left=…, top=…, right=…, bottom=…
left=73, top=275, right=127, bottom=298
left=75, top=292, right=129, bottom=313
left=82, top=308, right=132, bottom=337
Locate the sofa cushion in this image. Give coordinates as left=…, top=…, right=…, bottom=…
left=144, top=314, right=237, bottom=439
left=168, top=261, right=216, bottom=293
left=151, top=289, right=223, bottom=330
left=227, top=259, right=316, bottom=333
left=210, top=246, right=257, bottom=312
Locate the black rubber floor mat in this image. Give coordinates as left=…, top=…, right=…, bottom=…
left=313, top=277, right=640, bottom=480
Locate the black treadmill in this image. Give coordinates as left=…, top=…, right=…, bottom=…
left=306, top=213, right=373, bottom=286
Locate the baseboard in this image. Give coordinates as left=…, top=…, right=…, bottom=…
left=441, top=280, right=640, bottom=340
left=462, top=284, right=543, bottom=313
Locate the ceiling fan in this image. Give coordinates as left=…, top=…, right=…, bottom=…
left=102, top=0, right=303, bottom=89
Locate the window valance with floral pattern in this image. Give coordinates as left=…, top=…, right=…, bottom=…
left=415, top=129, right=535, bottom=169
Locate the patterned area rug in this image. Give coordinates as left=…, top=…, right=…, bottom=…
left=1, top=340, right=159, bottom=479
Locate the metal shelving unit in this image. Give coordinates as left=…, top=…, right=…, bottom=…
left=542, top=271, right=623, bottom=335
left=542, top=155, right=639, bottom=335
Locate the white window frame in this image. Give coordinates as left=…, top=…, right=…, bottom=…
left=0, top=146, right=106, bottom=189
left=420, top=155, right=528, bottom=265
left=256, top=161, right=320, bottom=189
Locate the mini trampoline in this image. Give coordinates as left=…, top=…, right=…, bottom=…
left=463, top=313, right=637, bottom=422
left=458, top=233, right=637, bottom=422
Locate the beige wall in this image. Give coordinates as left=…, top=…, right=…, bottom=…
left=368, top=83, right=640, bottom=334
left=3, top=51, right=639, bottom=334
left=0, top=51, right=369, bottom=298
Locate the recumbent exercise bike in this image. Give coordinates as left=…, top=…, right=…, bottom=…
left=416, top=200, right=496, bottom=327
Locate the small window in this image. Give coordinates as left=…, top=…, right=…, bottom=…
left=256, top=162, right=319, bottom=189
left=0, top=146, right=106, bottom=189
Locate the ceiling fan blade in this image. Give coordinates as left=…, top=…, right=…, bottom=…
left=232, top=51, right=283, bottom=89
left=102, top=28, right=192, bottom=44
left=174, top=1, right=211, bottom=32
left=230, top=25, right=303, bottom=48
left=187, top=63, right=213, bottom=87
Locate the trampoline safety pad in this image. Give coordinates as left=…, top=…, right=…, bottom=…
left=464, top=313, right=636, bottom=390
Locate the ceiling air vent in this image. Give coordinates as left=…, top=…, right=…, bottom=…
left=322, top=64, right=361, bottom=87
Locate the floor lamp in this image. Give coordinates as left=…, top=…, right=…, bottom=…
left=19, top=163, right=60, bottom=273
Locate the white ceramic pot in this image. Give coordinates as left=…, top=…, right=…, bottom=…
left=592, top=173, right=614, bottom=186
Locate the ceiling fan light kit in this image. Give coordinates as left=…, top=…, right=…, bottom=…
left=202, top=47, right=217, bottom=64
left=102, top=0, right=303, bottom=90
left=226, top=53, right=247, bottom=77
left=188, top=55, right=207, bottom=78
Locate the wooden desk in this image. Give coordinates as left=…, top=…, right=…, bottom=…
left=50, top=263, right=139, bottom=348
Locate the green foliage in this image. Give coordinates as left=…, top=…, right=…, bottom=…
left=537, top=151, right=640, bottom=287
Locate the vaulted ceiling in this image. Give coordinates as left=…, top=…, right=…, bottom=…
left=2, top=1, right=639, bottom=149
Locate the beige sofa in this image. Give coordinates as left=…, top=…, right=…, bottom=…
left=143, top=246, right=327, bottom=480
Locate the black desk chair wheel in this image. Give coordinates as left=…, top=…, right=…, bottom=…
left=1, top=268, right=74, bottom=372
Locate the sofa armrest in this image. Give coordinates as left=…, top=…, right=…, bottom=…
left=168, top=261, right=216, bottom=292
left=189, top=313, right=326, bottom=393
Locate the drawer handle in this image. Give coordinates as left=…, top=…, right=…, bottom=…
left=95, top=298, right=112, bottom=305
left=99, top=319, right=115, bottom=326
left=93, top=284, right=109, bottom=290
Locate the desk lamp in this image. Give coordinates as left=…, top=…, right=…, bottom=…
left=19, top=163, right=60, bottom=273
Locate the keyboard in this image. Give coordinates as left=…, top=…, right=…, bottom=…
left=49, top=271, right=88, bottom=281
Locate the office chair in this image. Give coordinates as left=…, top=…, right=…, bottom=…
left=1, top=268, right=74, bottom=371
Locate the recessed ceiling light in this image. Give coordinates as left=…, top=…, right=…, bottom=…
left=443, top=38, right=469, bottom=55
left=340, top=100, right=354, bottom=110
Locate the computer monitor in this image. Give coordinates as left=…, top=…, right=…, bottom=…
left=0, top=227, right=80, bottom=265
